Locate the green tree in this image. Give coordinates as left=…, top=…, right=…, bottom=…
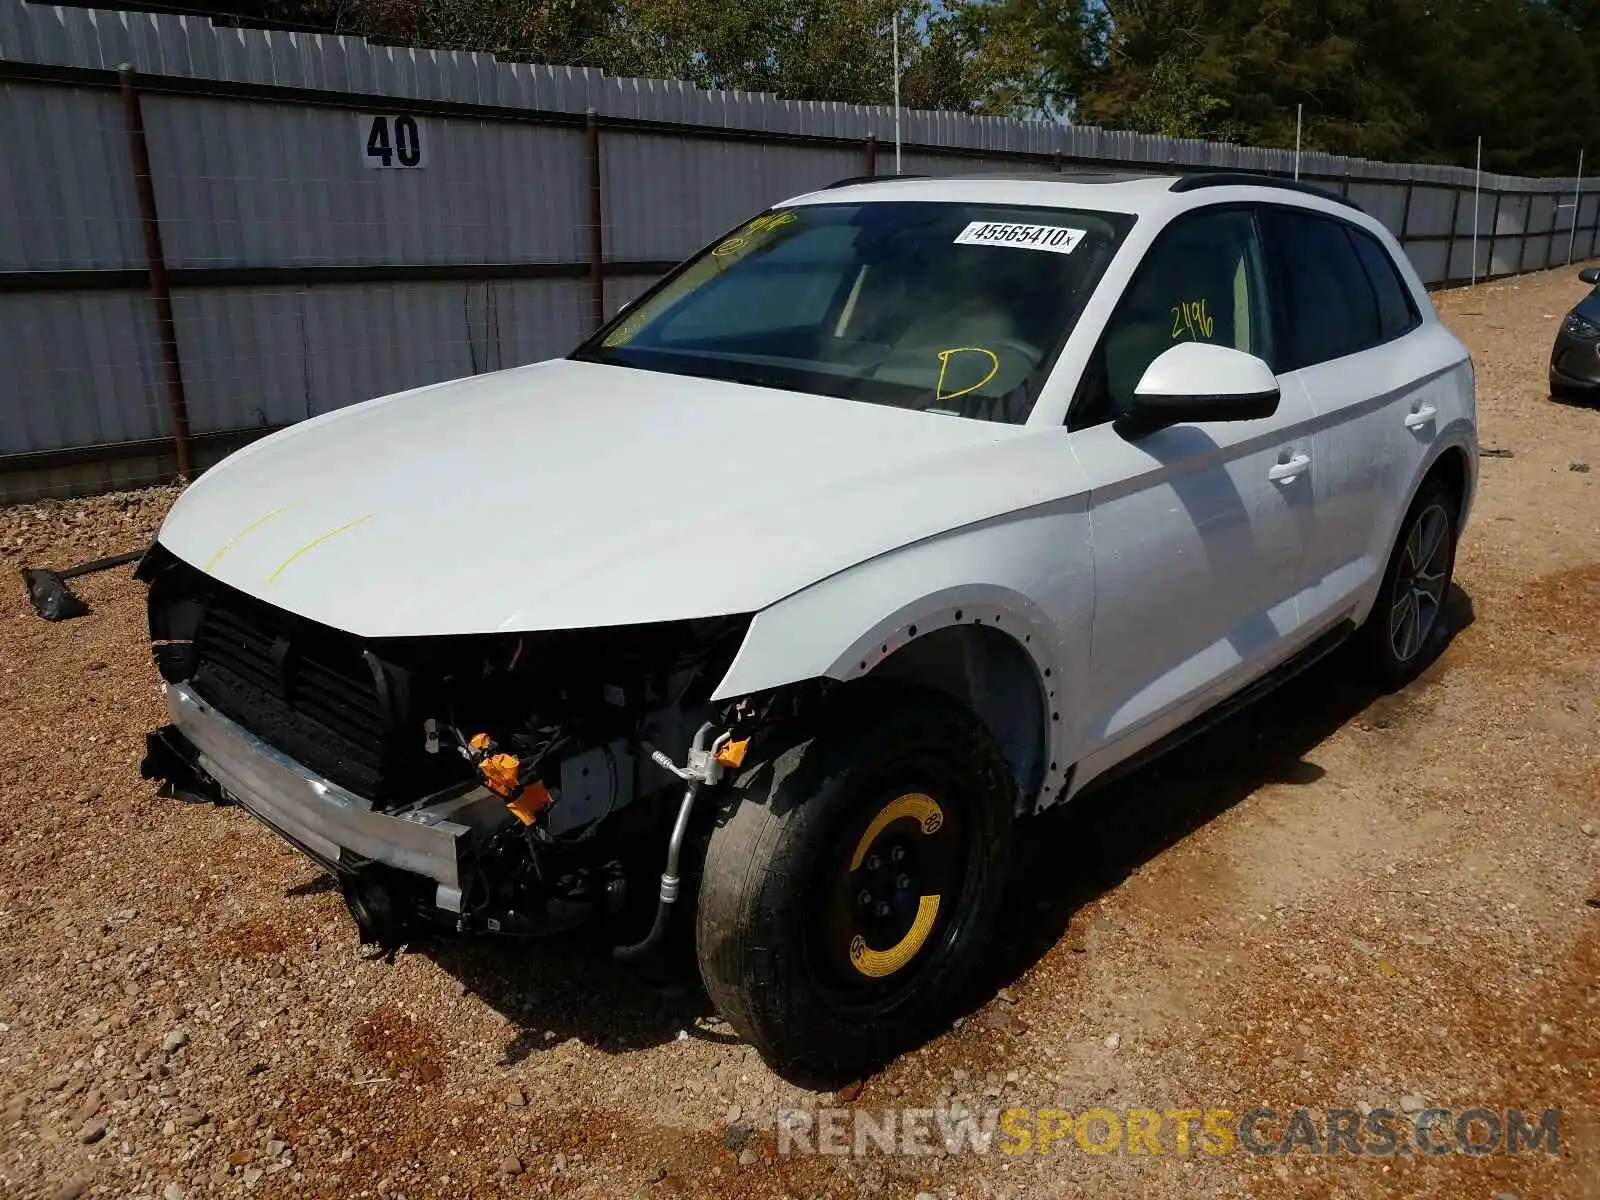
left=1074, top=0, right=1430, bottom=158
left=273, top=0, right=622, bottom=67
left=186, top=0, right=1600, bottom=173
left=939, top=0, right=1109, bottom=118
left=1018, top=0, right=1598, bottom=173
left=611, top=0, right=997, bottom=110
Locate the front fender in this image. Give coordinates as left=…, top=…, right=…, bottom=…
left=710, top=504, right=1094, bottom=805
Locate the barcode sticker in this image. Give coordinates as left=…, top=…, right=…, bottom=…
left=953, top=221, right=1086, bottom=254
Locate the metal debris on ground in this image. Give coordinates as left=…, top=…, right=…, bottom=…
left=20, top=548, right=145, bottom=621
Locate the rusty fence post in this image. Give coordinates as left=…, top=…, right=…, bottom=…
left=1515, top=190, right=1541, bottom=275
left=1487, top=190, right=1503, bottom=278
left=1445, top=186, right=1464, bottom=284
left=585, top=109, right=606, bottom=332
left=118, top=64, right=192, bottom=480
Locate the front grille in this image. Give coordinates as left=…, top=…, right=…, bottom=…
left=189, top=586, right=395, bottom=798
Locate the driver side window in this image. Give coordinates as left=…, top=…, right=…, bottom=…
left=1073, top=208, right=1274, bottom=430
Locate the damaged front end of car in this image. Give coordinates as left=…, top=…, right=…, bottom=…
left=135, top=541, right=768, bottom=952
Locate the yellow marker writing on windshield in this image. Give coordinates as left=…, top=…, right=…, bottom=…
left=713, top=209, right=798, bottom=258
left=935, top=347, right=1000, bottom=401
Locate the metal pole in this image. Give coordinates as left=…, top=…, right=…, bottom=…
left=1471, top=137, right=1482, bottom=286
left=584, top=109, right=605, bottom=332
left=118, top=65, right=192, bottom=480
left=1568, top=148, right=1584, bottom=265
left=1294, top=104, right=1302, bottom=181
left=892, top=15, right=902, bottom=176
left=865, top=134, right=878, bottom=178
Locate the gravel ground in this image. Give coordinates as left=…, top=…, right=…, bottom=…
left=2, top=263, right=1598, bottom=1200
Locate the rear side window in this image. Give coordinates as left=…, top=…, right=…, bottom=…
left=1261, top=208, right=1381, bottom=369
left=1347, top=226, right=1420, bottom=342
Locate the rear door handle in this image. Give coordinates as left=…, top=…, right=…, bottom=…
left=1404, top=405, right=1437, bottom=429
left=1268, top=453, right=1310, bottom=483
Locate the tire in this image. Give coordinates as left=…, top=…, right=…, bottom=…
left=695, top=683, right=1014, bottom=1076
left=1358, top=478, right=1460, bottom=689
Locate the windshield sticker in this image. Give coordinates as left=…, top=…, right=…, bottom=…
left=953, top=222, right=1086, bottom=254
left=935, top=347, right=1000, bottom=400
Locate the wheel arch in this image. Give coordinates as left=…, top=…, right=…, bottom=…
left=1399, top=431, right=1477, bottom=545
left=712, top=583, right=1072, bottom=813
left=1424, top=439, right=1474, bottom=520
left=868, top=622, right=1053, bottom=813
left=1356, top=426, right=1477, bottom=627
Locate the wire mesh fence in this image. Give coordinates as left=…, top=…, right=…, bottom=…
left=0, top=0, right=1597, bottom=504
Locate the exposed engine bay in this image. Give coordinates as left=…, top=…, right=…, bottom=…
left=136, top=541, right=780, bottom=949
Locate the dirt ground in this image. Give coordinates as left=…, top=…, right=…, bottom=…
left=2, top=262, right=1598, bottom=1200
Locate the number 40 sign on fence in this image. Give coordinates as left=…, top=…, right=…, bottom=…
left=360, top=114, right=427, bottom=168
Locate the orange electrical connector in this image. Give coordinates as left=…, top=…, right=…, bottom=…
left=478, top=752, right=522, bottom=797
left=504, top=781, right=553, bottom=826
left=476, top=750, right=554, bottom=826
left=715, top=737, right=750, bottom=769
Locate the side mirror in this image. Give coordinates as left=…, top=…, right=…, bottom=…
left=1116, top=341, right=1280, bottom=436
left=1579, top=267, right=1600, bottom=286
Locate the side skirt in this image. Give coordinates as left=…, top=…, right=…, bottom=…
left=1070, top=618, right=1357, bottom=801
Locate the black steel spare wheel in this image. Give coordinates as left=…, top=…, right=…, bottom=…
left=811, top=786, right=968, bottom=1011
left=696, top=683, right=1014, bottom=1076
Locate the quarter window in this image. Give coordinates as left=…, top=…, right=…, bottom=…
left=1347, top=226, right=1420, bottom=342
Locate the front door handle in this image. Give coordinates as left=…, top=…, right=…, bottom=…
left=1268, top=453, right=1310, bottom=483
left=1404, top=405, right=1438, bottom=429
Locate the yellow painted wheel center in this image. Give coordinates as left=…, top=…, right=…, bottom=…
left=846, top=792, right=946, bottom=979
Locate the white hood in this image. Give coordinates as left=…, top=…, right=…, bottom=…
left=157, top=359, right=1052, bottom=637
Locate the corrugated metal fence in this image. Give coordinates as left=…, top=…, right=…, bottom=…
left=2, top=0, right=1597, bottom=503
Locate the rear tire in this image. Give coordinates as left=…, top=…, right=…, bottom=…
left=1358, top=478, right=1460, bottom=689
left=695, top=683, right=1013, bottom=1076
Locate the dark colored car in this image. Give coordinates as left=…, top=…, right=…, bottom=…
left=1550, top=266, right=1600, bottom=399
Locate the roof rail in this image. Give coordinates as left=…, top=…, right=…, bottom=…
left=821, top=174, right=929, bottom=189
left=1169, top=172, right=1364, bottom=212
left=951, top=170, right=1160, bottom=184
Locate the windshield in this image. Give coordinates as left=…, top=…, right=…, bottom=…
left=573, top=201, right=1132, bottom=423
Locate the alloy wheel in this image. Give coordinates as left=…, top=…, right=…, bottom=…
left=1388, top=502, right=1451, bottom=662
